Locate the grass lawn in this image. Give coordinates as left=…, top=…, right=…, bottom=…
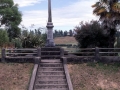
left=68, top=62, right=120, bottom=90
left=0, top=63, right=34, bottom=90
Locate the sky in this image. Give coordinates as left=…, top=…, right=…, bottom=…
left=13, top=0, right=99, bottom=31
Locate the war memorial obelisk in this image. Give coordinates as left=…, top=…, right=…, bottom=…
left=45, top=0, right=55, bottom=47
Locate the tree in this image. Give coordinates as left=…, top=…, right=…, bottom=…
left=92, top=0, right=120, bottom=48
left=60, top=30, right=64, bottom=36
left=69, top=29, right=73, bottom=36
left=75, top=20, right=109, bottom=48
left=64, top=31, right=67, bottom=36
left=0, top=0, right=22, bottom=41
left=0, top=29, right=9, bottom=47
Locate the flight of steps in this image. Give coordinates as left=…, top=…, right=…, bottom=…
left=33, top=59, right=68, bottom=90
left=32, top=47, right=68, bottom=90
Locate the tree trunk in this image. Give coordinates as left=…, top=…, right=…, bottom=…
left=108, top=29, right=116, bottom=48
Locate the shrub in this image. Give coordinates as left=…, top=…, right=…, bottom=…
left=75, top=20, right=109, bottom=48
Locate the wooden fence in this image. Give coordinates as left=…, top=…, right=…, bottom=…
left=66, top=47, right=120, bottom=62
left=1, top=47, right=120, bottom=62
left=68, top=47, right=120, bottom=61
left=1, top=48, right=41, bottom=63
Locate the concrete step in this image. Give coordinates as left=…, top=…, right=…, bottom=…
left=37, top=71, right=64, bottom=76
left=39, top=67, right=64, bottom=69
left=36, top=78, right=66, bottom=81
left=38, top=71, right=64, bottom=73
left=41, top=59, right=62, bottom=63
left=36, top=81, right=67, bottom=84
left=40, top=62, right=62, bottom=64
left=36, top=76, right=66, bottom=80
left=34, top=88, right=68, bottom=90
left=40, top=63, right=63, bottom=67
left=36, top=79, right=67, bottom=82
left=38, top=68, right=64, bottom=71
left=34, top=84, right=68, bottom=89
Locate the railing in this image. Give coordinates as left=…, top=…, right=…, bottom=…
left=69, top=47, right=120, bottom=56
left=1, top=48, right=41, bottom=63
left=1, top=47, right=120, bottom=62
left=99, top=48, right=120, bottom=56
left=69, top=48, right=95, bottom=57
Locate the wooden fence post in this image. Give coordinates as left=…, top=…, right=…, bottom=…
left=60, top=48, right=64, bottom=57
left=1, top=48, right=6, bottom=63
left=37, top=48, right=41, bottom=57
left=95, top=47, right=100, bottom=61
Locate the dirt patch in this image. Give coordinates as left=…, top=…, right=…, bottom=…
left=68, top=63, right=120, bottom=90
left=54, top=36, right=77, bottom=44
left=0, top=63, right=34, bottom=90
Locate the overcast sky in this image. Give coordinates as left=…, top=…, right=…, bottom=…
left=13, top=0, right=98, bottom=30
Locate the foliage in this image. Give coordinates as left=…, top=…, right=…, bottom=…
left=11, top=38, right=22, bottom=48
left=0, top=0, right=22, bottom=41
left=63, top=31, right=67, bottom=36
left=41, top=33, right=47, bottom=44
left=0, top=29, right=9, bottom=47
left=20, top=29, right=45, bottom=48
left=92, top=0, right=120, bottom=47
left=69, top=29, right=73, bottom=36
left=53, top=30, right=73, bottom=37
left=54, top=30, right=64, bottom=37
left=75, top=20, right=109, bottom=48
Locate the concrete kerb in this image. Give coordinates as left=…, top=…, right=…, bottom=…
left=62, top=57, right=73, bottom=90
left=28, top=57, right=41, bottom=90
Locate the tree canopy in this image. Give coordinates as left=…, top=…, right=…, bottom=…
left=0, top=29, right=9, bottom=47
left=92, top=0, right=120, bottom=47
left=0, top=0, right=22, bottom=41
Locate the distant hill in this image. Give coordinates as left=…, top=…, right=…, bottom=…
left=54, top=36, right=77, bottom=45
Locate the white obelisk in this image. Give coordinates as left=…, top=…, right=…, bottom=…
left=46, top=0, right=55, bottom=47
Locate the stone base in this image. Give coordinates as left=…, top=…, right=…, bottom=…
left=45, top=39, right=55, bottom=47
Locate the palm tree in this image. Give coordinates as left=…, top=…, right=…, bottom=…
left=92, top=0, right=120, bottom=48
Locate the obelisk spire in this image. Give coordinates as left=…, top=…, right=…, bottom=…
left=48, top=0, right=52, bottom=22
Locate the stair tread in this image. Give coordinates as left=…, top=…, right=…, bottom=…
left=38, top=71, right=64, bottom=72
left=35, top=84, right=68, bottom=88
left=36, top=81, right=67, bottom=84
left=36, top=79, right=67, bottom=81
left=39, top=67, right=63, bottom=69
left=41, top=59, right=61, bottom=62
left=37, top=75, right=65, bottom=76
left=40, top=63, right=62, bottom=64
left=34, top=89, right=68, bottom=90
left=35, top=84, right=67, bottom=86
left=36, top=76, right=66, bottom=79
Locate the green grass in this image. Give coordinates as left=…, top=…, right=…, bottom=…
left=87, top=62, right=120, bottom=73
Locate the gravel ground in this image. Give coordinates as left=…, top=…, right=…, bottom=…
left=68, top=63, right=120, bottom=90
left=0, top=63, right=34, bottom=90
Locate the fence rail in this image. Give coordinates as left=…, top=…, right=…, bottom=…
left=1, top=48, right=40, bottom=63
left=1, top=47, right=120, bottom=62
left=68, top=47, right=120, bottom=57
